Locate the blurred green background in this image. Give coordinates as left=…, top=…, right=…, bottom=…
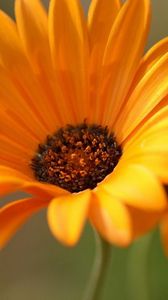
left=0, top=1, right=168, bottom=299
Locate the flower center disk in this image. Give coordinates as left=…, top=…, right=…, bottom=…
left=31, top=124, right=122, bottom=193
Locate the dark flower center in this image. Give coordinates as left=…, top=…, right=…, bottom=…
left=31, top=123, right=122, bottom=193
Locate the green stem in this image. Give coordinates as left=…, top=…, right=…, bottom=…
left=83, top=230, right=112, bottom=300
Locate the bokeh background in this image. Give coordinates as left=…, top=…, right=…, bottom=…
left=0, top=1, right=168, bottom=299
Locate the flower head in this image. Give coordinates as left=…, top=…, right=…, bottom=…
left=0, top=0, right=168, bottom=249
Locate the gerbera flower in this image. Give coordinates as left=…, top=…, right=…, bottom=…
left=0, top=0, right=168, bottom=249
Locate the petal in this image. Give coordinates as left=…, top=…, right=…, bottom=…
left=90, top=188, right=131, bottom=246
left=88, top=0, right=121, bottom=68
left=0, top=134, right=32, bottom=160
left=0, top=10, right=24, bottom=69
left=15, top=0, right=68, bottom=126
left=0, top=164, right=69, bottom=199
left=128, top=131, right=168, bottom=154
left=101, top=163, right=167, bottom=211
left=123, top=153, right=168, bottom=183
left=0, top=166, right=29, bottom=196
left=0, top=66, right=49, bottom=139
left=131, top=134, right=168, bottom=155
left=23, top=181, right=69, bottom=199
left=49, top=0, right=89, bottom=122
left=88, top=0, right=121, bottom=123
left=0, top=106, right=39, bottom=175
left=88, top=0, right=121, bottom=47
left=115, top=53, right=168, bottom=143
left=100, top=0, right=150, bottom=126
left=0, top=11, right=62, bottom=134
left=129, top=37, right=168, bottom=95
left=123, top=98, right=168, bottom=149
left=15, top=0, right=49, bottom=72
left=121, top=103, right=168, bottom=184
left=128, top=206, right=162, bottom=239
left=47, top=190, right=91, bottom=246
left=0, top=107, right=41, bottom=150
left=0, top=197, right=49, bottom=249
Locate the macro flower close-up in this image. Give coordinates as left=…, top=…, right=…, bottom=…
left=0, top=0, right=168, bottom=254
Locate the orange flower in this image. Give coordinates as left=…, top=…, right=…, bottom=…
left=0, top=0, right=168, bottom=249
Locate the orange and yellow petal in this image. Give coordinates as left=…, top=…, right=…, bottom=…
left=0, top=164, right=68, bottom=200
left=49, top=0, right=89, bottom=123
left=123, top=98, right=168, bottom=148
left=122, top=103, right=168, bottom=183
left=0, top=106, right=42, bottom=150
left=88, top=0, right=121, bottom=123
left=23, top=181, right=69, bottom=199
left=15, top=0, right=68, bottom=128
left=128, top=206, right=163, bottom=239
left=90, top=188, right=132, bottom=246
left=129, top=37, right=168, bottom=95
left=15, top=0, right=49, bottom=72
left=115, top=53, right=168, bottom=143
left=0, top=166, right=30, bottom=196
left=47, top=190, right=91, bottom=246
left=124, top=154, right=168, bottom=184
left=99, top=0, right=150, bottom=126
left=101, top=163, right=167, bottom=211
left=0, top=10, right=24, bottom=69
left=0, top=108, right=38, bottom=176
left=88, top=0, right=121, bottom=73
left=0, top=9, right=63, bottom=135
left=0, top=196, right=49, bottom=249
left=123, top=104, right=168, bottom=157
left=0, top=71, right=49, bottom=142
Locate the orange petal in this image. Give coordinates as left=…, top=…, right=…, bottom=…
left=100, top=0, right=150, bottom=126
left=47, top=190, right=91, bottom=246
left=0, top=11, right=60, bottom=134
left=0, top=77, right=49, bottom=143
left=0, top=165, right=30, bottom=196
left=49, top=0, right=89, bottom=122
left=88, top=0, right=120, bottom=68
left=0, top=197, right=49, bottom=249
left=88, top=0, right=121, bottom=123
left=0, top=68, right=49, bottom=140
left=0, top=127, right=35, bottom=176
left=0, top=108, right=41, bottom=150
left=122, top=153, right=168, bottom=184
left=122, top=102, right=168, bottom=184
left=23, top=181, right=69, bottom=199
left=123, top=100, right=168, bottom=149
left=88, top=0, right=121, bottom=46
left=122, top=111, right=168, bottom=153
left=128, top=205, right=163, bottom=239
left=128, top=133, right=168, bottom=155
left=0, top=10, right=24, bottom=69
left=90, top=188, right=132, bottom=246
left=130, top=37, right=168, bottom=93
left=124, top=127, right=168, bottom=158
left=15, top=0, right=66, bottom=128
left=0, top=135, right=31, bottom=160
left=0, top=164, right=69, bottom=199
left=15, top=0, right=49, bottom=72
left=101, top=163, right=167, bottom=211
left=115, top=53, right=168, bottom=143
